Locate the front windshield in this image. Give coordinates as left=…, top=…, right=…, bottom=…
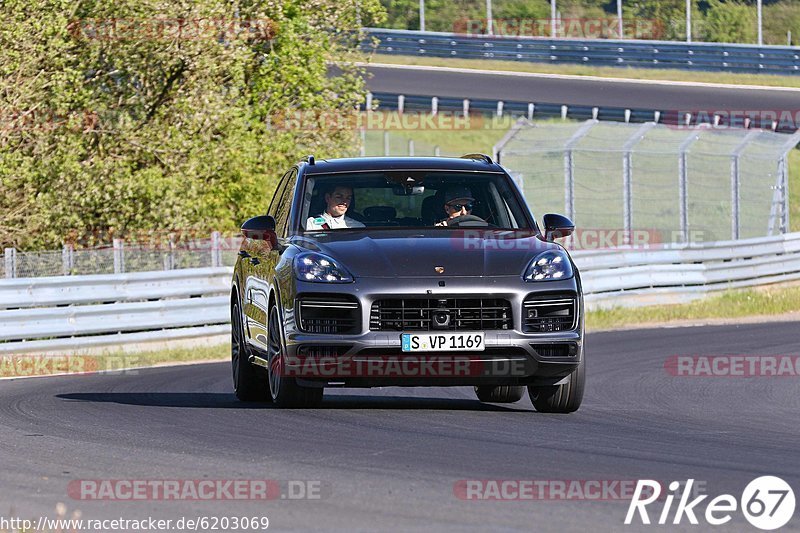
left=300, top=171, right=533, bottom=232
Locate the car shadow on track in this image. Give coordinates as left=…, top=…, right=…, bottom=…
left=55, top=392, right=530, bottom=412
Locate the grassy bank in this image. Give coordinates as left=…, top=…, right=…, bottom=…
left=370, top=55, right=800, bottom=89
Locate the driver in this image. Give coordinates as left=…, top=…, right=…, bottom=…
left=306, top=185, right=365, bottom=230
left=435, top=186, right=475, bottom=227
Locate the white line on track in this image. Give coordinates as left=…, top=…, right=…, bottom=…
left=362, top=62, right=800, bottom=93
left=0, top=358, right=226, bottom=381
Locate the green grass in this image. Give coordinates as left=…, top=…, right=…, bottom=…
left=791, top=149, right=800, bottom=232
left=371, top=54, right=800, bottom=89
left=586, top=284, right=800, bottom=331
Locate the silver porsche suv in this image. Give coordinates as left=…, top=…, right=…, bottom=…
left=231, top=154, right=585, bottom=412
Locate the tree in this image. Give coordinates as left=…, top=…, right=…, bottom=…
left=701, top=0, right=757, bottom=43
left=0, top=0, right=385, bottom=250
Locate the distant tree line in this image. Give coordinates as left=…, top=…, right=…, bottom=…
left=379, top=0, right=800, bottom=45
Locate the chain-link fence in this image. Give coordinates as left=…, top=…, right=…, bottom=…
left=495, top=119, right=800, bottom=247
left=2, top=233, right=242, bottom=279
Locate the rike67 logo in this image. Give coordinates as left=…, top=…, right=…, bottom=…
left=625, top=477, right=795, bottom=530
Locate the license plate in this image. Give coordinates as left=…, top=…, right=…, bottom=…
left=401, top=332, right=485, bottom=352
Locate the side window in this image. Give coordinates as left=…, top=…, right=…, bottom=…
left=274, top=169, right=298, bottom=237
left=267, top=171, right=290, bottom=217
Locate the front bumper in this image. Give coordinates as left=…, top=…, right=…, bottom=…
left=281, top=275, right=584, bottom=387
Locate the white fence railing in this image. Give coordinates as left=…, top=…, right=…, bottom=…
left=1, top=233, right=799, bottom=354
left=574, top=232, right=800, bottom=308
left=0, top=268, right=232, bottom=354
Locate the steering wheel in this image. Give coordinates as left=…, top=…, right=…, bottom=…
left=446, top=214, right=490, bottom=227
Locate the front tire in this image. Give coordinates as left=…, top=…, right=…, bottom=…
left=528, top=359, right=585, bottom=413
left=231, top=298, right=269, bottom=402
left=267, top=306, right=323, bottom=408
left=474, top=385, right=525, bottom=403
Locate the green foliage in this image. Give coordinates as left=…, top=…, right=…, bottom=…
left=0, top=0, right=386, bottom=250
left=701, top=0, right=757, bottom=44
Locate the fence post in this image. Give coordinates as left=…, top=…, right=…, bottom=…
left=434, top=145, right=441, bottom=157
left=730, top=130, right=760, bottom=240
left=113, top=238, right=125, bottom=274
left=211, top=231, right=222, bottom=268
left=678, top=128, right=706, bottom=243
left=383, top=130, right=390, bottom=156
left=360, top=127, right=366, bottom=157
left=62, top=244, right=74, bottom=275
left=622, top=123, right=657, bottom=245
left=4, top=248, right=16, bottom=279
left=563, top=120, right=598, bottom=222
left=408, top=139, right=415, bottom=156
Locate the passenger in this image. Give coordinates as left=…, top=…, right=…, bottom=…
left=306, top=185, right=365, bottom=230
left=435, top=186, right=475, bottom=227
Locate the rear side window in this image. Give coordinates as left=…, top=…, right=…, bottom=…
left=273, top=169, right=297, bottom=237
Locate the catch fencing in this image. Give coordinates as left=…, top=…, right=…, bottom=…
left=365, top=28, right=800, bottom=75
left=495, top=119, right=800, bottom=244
left=2, top=233, right=800, bottom=353
left=2, top=232, right=242, bottom=279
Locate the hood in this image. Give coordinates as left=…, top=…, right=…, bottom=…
left=291, top=229, right=563, bottom=278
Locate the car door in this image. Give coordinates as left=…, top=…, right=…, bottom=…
left=244, top=169, right=297, bottom=351
left=243, top=170, right=290, bottom=349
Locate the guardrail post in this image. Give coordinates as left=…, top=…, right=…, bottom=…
left=496, top=101, right=503, bottom=118
left=61, top=244, right=74, bottom=275
left=383, top=131, right=390, bottom=156
left=398, top=95, right=405, bottom=115
left=211, top=231, right=222, bottom=268
left=408, top=139, right=415, bottom=156
left=113, top=239, right=125, bottom=274
left=365, top=92, right=373, bottom=111
left=431, top=97, right=438, bottom=116
left=434, top=145, right=441, bottom=156
left=4, top=248, right=16, bottom=279
left=528, top=103, right=535, bottom=120
left=462, top=99, right=470, bottom=117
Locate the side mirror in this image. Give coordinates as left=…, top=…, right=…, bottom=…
left=241, top=215, right=278, bottom=246
left=542, top=213, right=575, bottom=242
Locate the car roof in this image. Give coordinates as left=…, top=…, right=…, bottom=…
left=301, top=156, right=505, bottom=175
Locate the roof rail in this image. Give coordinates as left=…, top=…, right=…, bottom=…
left=461, top=153, right=493, bottom=164
left=303, top=155, right=315, bottom=165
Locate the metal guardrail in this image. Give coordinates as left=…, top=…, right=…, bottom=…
left=0, top=267, right=232, bottom=354
left=365, top=28, right=800, bottom=75
left=574, top=232, right=800, bottom=308
left=367, top=91, right=800, bottom=133
left=2, top=234, right=799, bottom=354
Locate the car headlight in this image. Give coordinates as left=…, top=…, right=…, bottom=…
left=295, top=252, right=353, bottom=283
left=523, top=250, right=574, bottom=281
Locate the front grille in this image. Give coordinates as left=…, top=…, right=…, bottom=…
left=297, top=295, right=360, bottom=334
left=296, top=345, right=351, bottom=357
left=530, top=343, right=578, bottom=358
left=523, top=294, right=577, bottom=333
left=370, top=298, right=512, bottom=331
